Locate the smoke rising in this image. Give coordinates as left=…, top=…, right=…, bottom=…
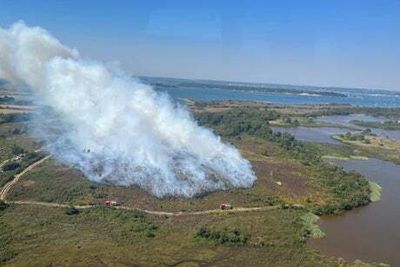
left=0, top=22, right=256, bottom=197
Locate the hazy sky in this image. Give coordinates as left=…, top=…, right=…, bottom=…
left=1, top=0, right=399, bottom=90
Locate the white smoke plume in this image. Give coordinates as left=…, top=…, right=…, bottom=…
left=0, top=22, right=256, bottom=197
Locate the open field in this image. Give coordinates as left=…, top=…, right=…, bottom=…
left=0, top=204, right=338, bottom=267
left=0, top=100, right=391, bottom=266
left=7, top=136, right=324, bottom=212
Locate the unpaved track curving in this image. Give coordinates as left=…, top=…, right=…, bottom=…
left=1, top=154, right=295, bottom=217
left=0, top=155, right=51, bottom=200
left=6, top=200, right=278, bottom=216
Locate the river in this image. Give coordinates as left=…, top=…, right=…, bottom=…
left=271, top=115, right=400, bottom=265
left=271, top=126, right=351, bottom=145
left=159, top=82, right=400, bottom=264
left=310, top=158, right=400, bottom=265
left=317, top=115, right=400, bottom=140
left=273, top=115, right=400, bottom=142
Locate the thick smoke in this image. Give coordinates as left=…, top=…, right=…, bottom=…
left=0, top=22, right=256, bottom=197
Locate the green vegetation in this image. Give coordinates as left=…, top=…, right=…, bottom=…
left=0, top=113, right=32, bottom=124
left=300, top=212, right=325, bottom=239
left=6, top=156, right=299, bottom=211
left=0, top=200, right=8, bottom=211
left=369, top=182, right=382, bottom=202
left=196, top=108, right=371, bottom=214
left=361, top=107, right=400, bottom=119
left=337, top=130, right=373, bottom=144
left=0, top=125, right=37, bottom=162
left=0, top=96, right=15, bottom=104
left=0, top=95, right=31, bottom=105
left=191, top=99, right=400, bottom=120
left=333, top=132, right=400, bottom=164
left=11, top=144, right=25, bottom=155
left=195, top=108, right=280, bottom=137
left=0, top=201, right=14, bottom=263
left=311, top=165, right=370, bottom=214
left=80, top=207, right=158, bottom=241
left=64, top=206, right=80, bottom=215
left=195, top=226, right=248, bottom=245
left=0, top=151, right=47, bottom=187
left=0, top=205, right=337, bottom=266
left=0, top=220, right=14, bottom=263
left=304, top=106, right=400, bottom=119
left=270, top=116, right=347, bottom=128
left=1, top=161, right=20, bottom=172
left=1, top=103, right=394, bottom=266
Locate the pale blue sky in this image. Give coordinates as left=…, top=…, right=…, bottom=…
left=0, top=0, right=399, bottom=90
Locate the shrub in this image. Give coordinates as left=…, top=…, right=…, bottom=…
left=0, top=221, right=15, bottom=262
left=196, top=108, right=371, bottom=214
left=195, top=226, right=248, bottom=245
left=2, top=162, right=20, bottom=172
left=0, top=201, right=8, bottom=211
left=11, top=144, right=25, bottom=155
left=65, top=206, right=80, bottom=215
left=0, top=113, right=32, bottom=124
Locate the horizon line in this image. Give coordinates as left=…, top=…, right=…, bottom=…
left=136, top=74, right=399, bottom=93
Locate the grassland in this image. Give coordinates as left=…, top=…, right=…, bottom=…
left=269, top=117, right=341, bottom=128
left=333, top=134, right=400, bottom=164
left=0, top=98, right=393, bottom=266
left=0, top=113, right=337, bottom=266
left=0, top=204, right=337, bottom=266
left=195, top=107, right=372, bottom=214
left=7, top=137, right=322, bottom=211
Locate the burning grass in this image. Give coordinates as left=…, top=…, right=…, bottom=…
left=7, top=136, right=323, bottom=212
left=0, top=103, right=383, bottom=266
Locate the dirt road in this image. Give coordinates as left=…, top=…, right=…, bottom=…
left=1, top=154, right=293, bottom=217
left=5, top=200, right=278, bottom=216
left=0, top=155, right=51, bottom=200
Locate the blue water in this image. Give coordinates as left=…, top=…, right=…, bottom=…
left=317, top=115, right=400, bottom=140
left=317, top=114, right=386, bottom=129
left=148, top=79, right=400, bottom=107
left=272, top=115, right=400, bottom=142
left=271, top=126, right=354, bottom=145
